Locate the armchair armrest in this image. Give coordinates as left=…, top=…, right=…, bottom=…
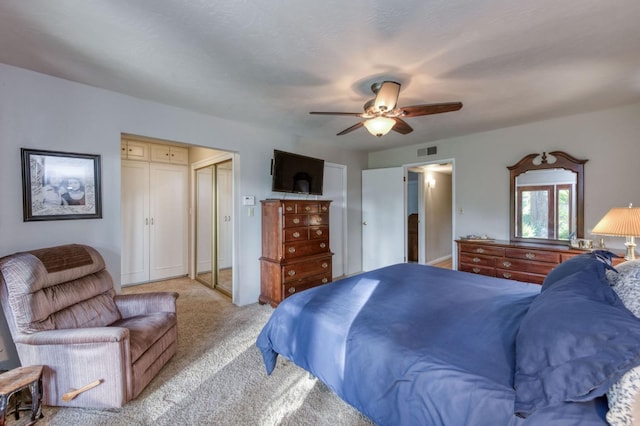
left=14, top=327, right=128, bottom=345
left=114, top=292, right=178, bottom=318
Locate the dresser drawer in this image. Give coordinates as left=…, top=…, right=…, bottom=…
left=309, top=213, right=329, bottom=226
left=495, top=258, right=556, bottom=275
left=506, top=248, right=559, bottom=264
left=284, top=227, right=308, bottom=242
left=309, top=226, right=329, bottom=240
left=297, top=202, right=320, bottom=214
left=496, top=269, right=545, bottom=284
left=459, top=263, right=496, bottom=277
left=283, top=256, right=332, bottom=282
left=282, top=201, right=297, bottom=214
left=459, top=253, right=495, bottom=267
left=284, top=214, right=308, bottom=228
left=459, top=243, right=505, bottom=257
left=284, top=239, right=330, bottom=259
left=283, top=272, right=331, bottom=299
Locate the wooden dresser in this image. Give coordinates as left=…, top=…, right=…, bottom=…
left=456, top=239, right=602, bottom=285
left=259, top=199, right=332, bottom=307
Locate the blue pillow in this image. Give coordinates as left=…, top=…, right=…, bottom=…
left=541, top=250, right=618, bottom=291
left=514, top=256, right=640, bottom=418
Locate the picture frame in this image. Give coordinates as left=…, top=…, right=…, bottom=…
left=21, top=148, right=102, bottom=221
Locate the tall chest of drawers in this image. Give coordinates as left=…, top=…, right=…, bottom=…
left=259, top=199, right=332, bottom=307
left=456, top=240, right=597, bottom=285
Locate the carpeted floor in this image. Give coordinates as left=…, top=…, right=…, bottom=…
left=32, top=278, right=373, bottom=426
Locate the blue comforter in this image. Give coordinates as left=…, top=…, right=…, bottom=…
left=256, top=263, right=608, bottom=425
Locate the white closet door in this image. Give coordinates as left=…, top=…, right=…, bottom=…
left=121, top=161, right=150, bottom=285
left=149, top=163, right=189, bottom=280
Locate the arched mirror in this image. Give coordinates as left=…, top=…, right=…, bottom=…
left=508, top=151, right=587, bottom=245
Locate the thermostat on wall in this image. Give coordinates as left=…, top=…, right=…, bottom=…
left=242, top=195, right=256, bottom=206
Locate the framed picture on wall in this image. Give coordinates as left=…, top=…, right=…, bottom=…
left=21, top=148, right=102, bottom=221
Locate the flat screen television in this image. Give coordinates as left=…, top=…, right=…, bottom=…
left=271, top=150, right=324, bottom=195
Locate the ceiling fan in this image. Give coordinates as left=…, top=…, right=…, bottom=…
left=310, top=81, right=462, bottom=137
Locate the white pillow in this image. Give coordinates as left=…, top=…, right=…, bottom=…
left=607, top=260, right=640, bottom=317
left=606, top=260, right=640, bottom=425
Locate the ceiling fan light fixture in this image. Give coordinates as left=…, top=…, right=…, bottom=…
left=364, top=117, right=396, bottom=137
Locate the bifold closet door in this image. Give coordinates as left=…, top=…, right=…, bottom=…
left=122, top=160, right=188, bottom=285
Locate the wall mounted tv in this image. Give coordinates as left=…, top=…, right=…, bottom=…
left=271, top=150, right=325, bottom=195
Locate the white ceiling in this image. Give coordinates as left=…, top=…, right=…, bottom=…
left=1, top=1, right=640, bottom=151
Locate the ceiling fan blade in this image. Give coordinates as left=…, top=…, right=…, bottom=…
left=391, top=118, right=413, bottom=134
left=336, top=121, right=364, bottom=136
left=309, top=111, right=363, bottom=116
left=374, top=81, right=401, bottom=112
left=400, top=102, right=463, bottom=117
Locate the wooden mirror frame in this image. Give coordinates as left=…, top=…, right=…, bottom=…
left=508, top=151, right=588, bottom=246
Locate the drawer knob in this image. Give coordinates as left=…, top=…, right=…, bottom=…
left=305, top=206, right=311, bottom=211
left=502, top=261, right=511, bottom=268
left=286, top=206, right=293, bottom=212
left=472, top=257, right=481, bottom=263
left=321, top=278, right=328, bottom=284
left=293, top=231, right=300, bottom=238
left=320, top=242, right=326, bottom=248
left=293, top=218, right=300, bottom=224
left=316, top=230, right=323, bottom=236
left=525, top=252, right=536, bottom=259
left=288, top=287, right=296, bottom=294
left=321, top=262, right=329, bottom=269
left=503, top=272, right=512, bottom=279
left=288, top=270, right=296, bottom=276
left=475, top=248, right=485, bottom=254
left=322, top=206, right=328, bottom=211
left=472, top=267, right=481, bottom=273
left=288, top=247, right=296, bottom=253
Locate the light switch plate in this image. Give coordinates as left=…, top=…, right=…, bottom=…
left=242, top=195, right=255, bottom=206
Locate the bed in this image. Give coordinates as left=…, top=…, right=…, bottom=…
left=256, top=253, right=640, bottom=425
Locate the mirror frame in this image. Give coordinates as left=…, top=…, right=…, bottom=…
left=508, top=151, right=588, bottom=245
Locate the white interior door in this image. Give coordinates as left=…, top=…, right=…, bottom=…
left=323, top=163, right=347, bottom=278
left=362, top=167, right=405, bottom=271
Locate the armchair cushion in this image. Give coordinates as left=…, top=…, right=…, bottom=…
left=112, top=312, right=176, bottom=362
left=0, top=245, right=121, bottom=333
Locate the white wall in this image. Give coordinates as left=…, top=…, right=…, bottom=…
left=0, top=63, right=367, bottom=369
left=369, top=102, right=640, bottom=253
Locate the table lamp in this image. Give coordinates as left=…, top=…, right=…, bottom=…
left=591, top=203, right=640, bottom=260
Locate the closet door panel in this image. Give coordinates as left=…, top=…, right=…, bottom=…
left=121, top=161, right=150, bottom=285
left=149, top=163, right=189, bottom=280
left=217, top=165, right=233, bottom=269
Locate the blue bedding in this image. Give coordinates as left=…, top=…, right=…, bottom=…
left=256, top=263, right=609, bottom=425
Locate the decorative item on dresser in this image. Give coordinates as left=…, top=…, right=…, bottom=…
left=259, top=199, right=333, bottom=307
left=456, top=239, right=623, bottom=284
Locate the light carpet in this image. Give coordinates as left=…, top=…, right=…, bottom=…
left=36, top=278, right=374, bottom=426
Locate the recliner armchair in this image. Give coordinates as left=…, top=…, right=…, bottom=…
left=0, top=244, right=178, bottom=408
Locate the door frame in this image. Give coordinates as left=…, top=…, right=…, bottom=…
left=403, top=158, right=457, bottom=268
left=190, top=152, right=236, bottom=298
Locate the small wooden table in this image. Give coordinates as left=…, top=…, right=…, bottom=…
left=0, top=365, right=44, bottom=426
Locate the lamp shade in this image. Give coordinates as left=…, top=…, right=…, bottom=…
left=363, top=117, right=396, bottom=137
left=591, top=206, right=640, bottom=237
